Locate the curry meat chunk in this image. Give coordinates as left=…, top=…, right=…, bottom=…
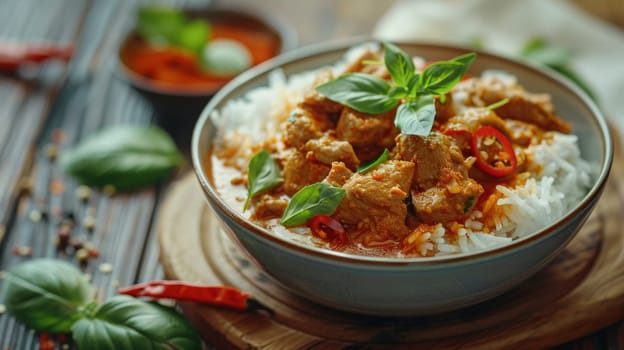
left=392, top=132, right=484, bottom=223
left=304, top=134, right=360, bottom=171
left=336, top=107, right=399, bottom=161
left=282, top=150, right=331, bottom=196
left=283, top=109, right=332, bottom=148
left=333, top=161, right=414, bottom=237
left=325, top=162, right=354, bottom=188
left=454, top=76, right=571, bottom=133
left=251, top=195, right=288, bottom=220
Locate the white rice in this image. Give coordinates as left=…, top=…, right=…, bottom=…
left=211, top=48, right=596, bottom=257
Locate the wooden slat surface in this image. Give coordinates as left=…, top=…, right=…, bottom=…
left=0, top=0, right=622, bottom=349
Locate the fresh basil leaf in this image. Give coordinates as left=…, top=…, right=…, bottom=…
left=60, top=126, right=183, bottom=191
left=137, top=7, right=186, bottom=45
left=315, top=73, right=399, bottom=114
left=2, top=259, right=92, bottom=333
left=388, top=86, right=407, bottom=99
left=406, top=74, right=421, bottom=98
left=72, top=295, right=201, bottom=350
left=358, top=149, right=389, bottom=173
left=418, top=60, right=467, bottom=96
left=383, top=42, right=415, bottom=88
left=245, top=150, right=282, bottom=211
left=175, top=19, right=210, bottom=55
left=281, top=183, right=345, bottom=227
left=451, top=52, right=477, bottom=67
left=395, top=96, right=436, bottom=136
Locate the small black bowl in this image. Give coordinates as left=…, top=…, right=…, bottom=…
left=116, top=4, right=296, bottom=136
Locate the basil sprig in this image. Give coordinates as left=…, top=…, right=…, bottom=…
left=60, top=126, right=183, bottom=192
left=1, top=259, right=201, bottom=350
left=316, top=42, right=476, bottom=136
left=72, top=296, right=201, bottom=350
left=244, top=150, right=283, bottom=211
left=358, top=149, right=389, bottom=174
left=2, top=259, right=92, bottom=333
left=281, top=183, right=345, bottom=227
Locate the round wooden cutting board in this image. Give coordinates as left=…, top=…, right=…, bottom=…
left=158, top=147, right=624, bottom=349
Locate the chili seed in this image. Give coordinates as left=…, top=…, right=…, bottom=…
left=111, top=280, right=120, bottom=288
left=29, top=210, right=42, bottom=222
left=83, top=215, right=96, bottom=232
left=76, top=248, right=90, bottom=266
left=479, top=150, right=489, bottom=161
left=483, top=135, right=496, bottom=146
left=45, top=144, right=59, bottom=161
left=83, top=273, right=92, bottom=282
left=0, top=304, right=6, bottom=314
left=99, top=263, right=113, bottom=274
left=76, top=185, right=91, bottom=202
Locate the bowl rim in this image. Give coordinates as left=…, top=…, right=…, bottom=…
left=115, top=3, right=298, bottom=97
left=191, top=37, right=614, bottom=266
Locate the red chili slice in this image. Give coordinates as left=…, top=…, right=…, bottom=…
left=308, top=215, right=347, bottom=250
left=471, top=125, right=517, bottom=177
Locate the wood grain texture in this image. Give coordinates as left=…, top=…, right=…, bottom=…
left=158, top=135, right=624, bottom=349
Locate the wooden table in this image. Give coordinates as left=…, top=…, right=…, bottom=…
left=0, top=0, right=621, bottom=349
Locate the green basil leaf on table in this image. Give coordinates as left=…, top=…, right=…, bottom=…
left=281, top=183, right=346, bottom=227
left=358, top=148, right=390, bottom=174
left=394, top=96, right=436, bottom=136
left=2, top=259, right=92, bottom=333
left=383, top=42, right=415, bottom=88
left=60, top=126, right=183, bottom=191
left=315, top=73, right=399, bottom=114
left=245, top=149, right=283, bottom=211
left=71, top=295, right=202, bottom=350
left=137, top=7, right=186, bottom=45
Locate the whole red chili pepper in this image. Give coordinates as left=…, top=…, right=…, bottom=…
left=471, top=125, right=517, bottom=177
left=118, top=280, right=271, bottom=313
left=0, top=42, right=74, bottom=72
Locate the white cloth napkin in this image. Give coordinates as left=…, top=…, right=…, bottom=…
left=373, top=0, right=624, bottom=132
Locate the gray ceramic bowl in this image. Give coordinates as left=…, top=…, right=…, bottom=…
left=191, top=38, right=613, bottom=316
